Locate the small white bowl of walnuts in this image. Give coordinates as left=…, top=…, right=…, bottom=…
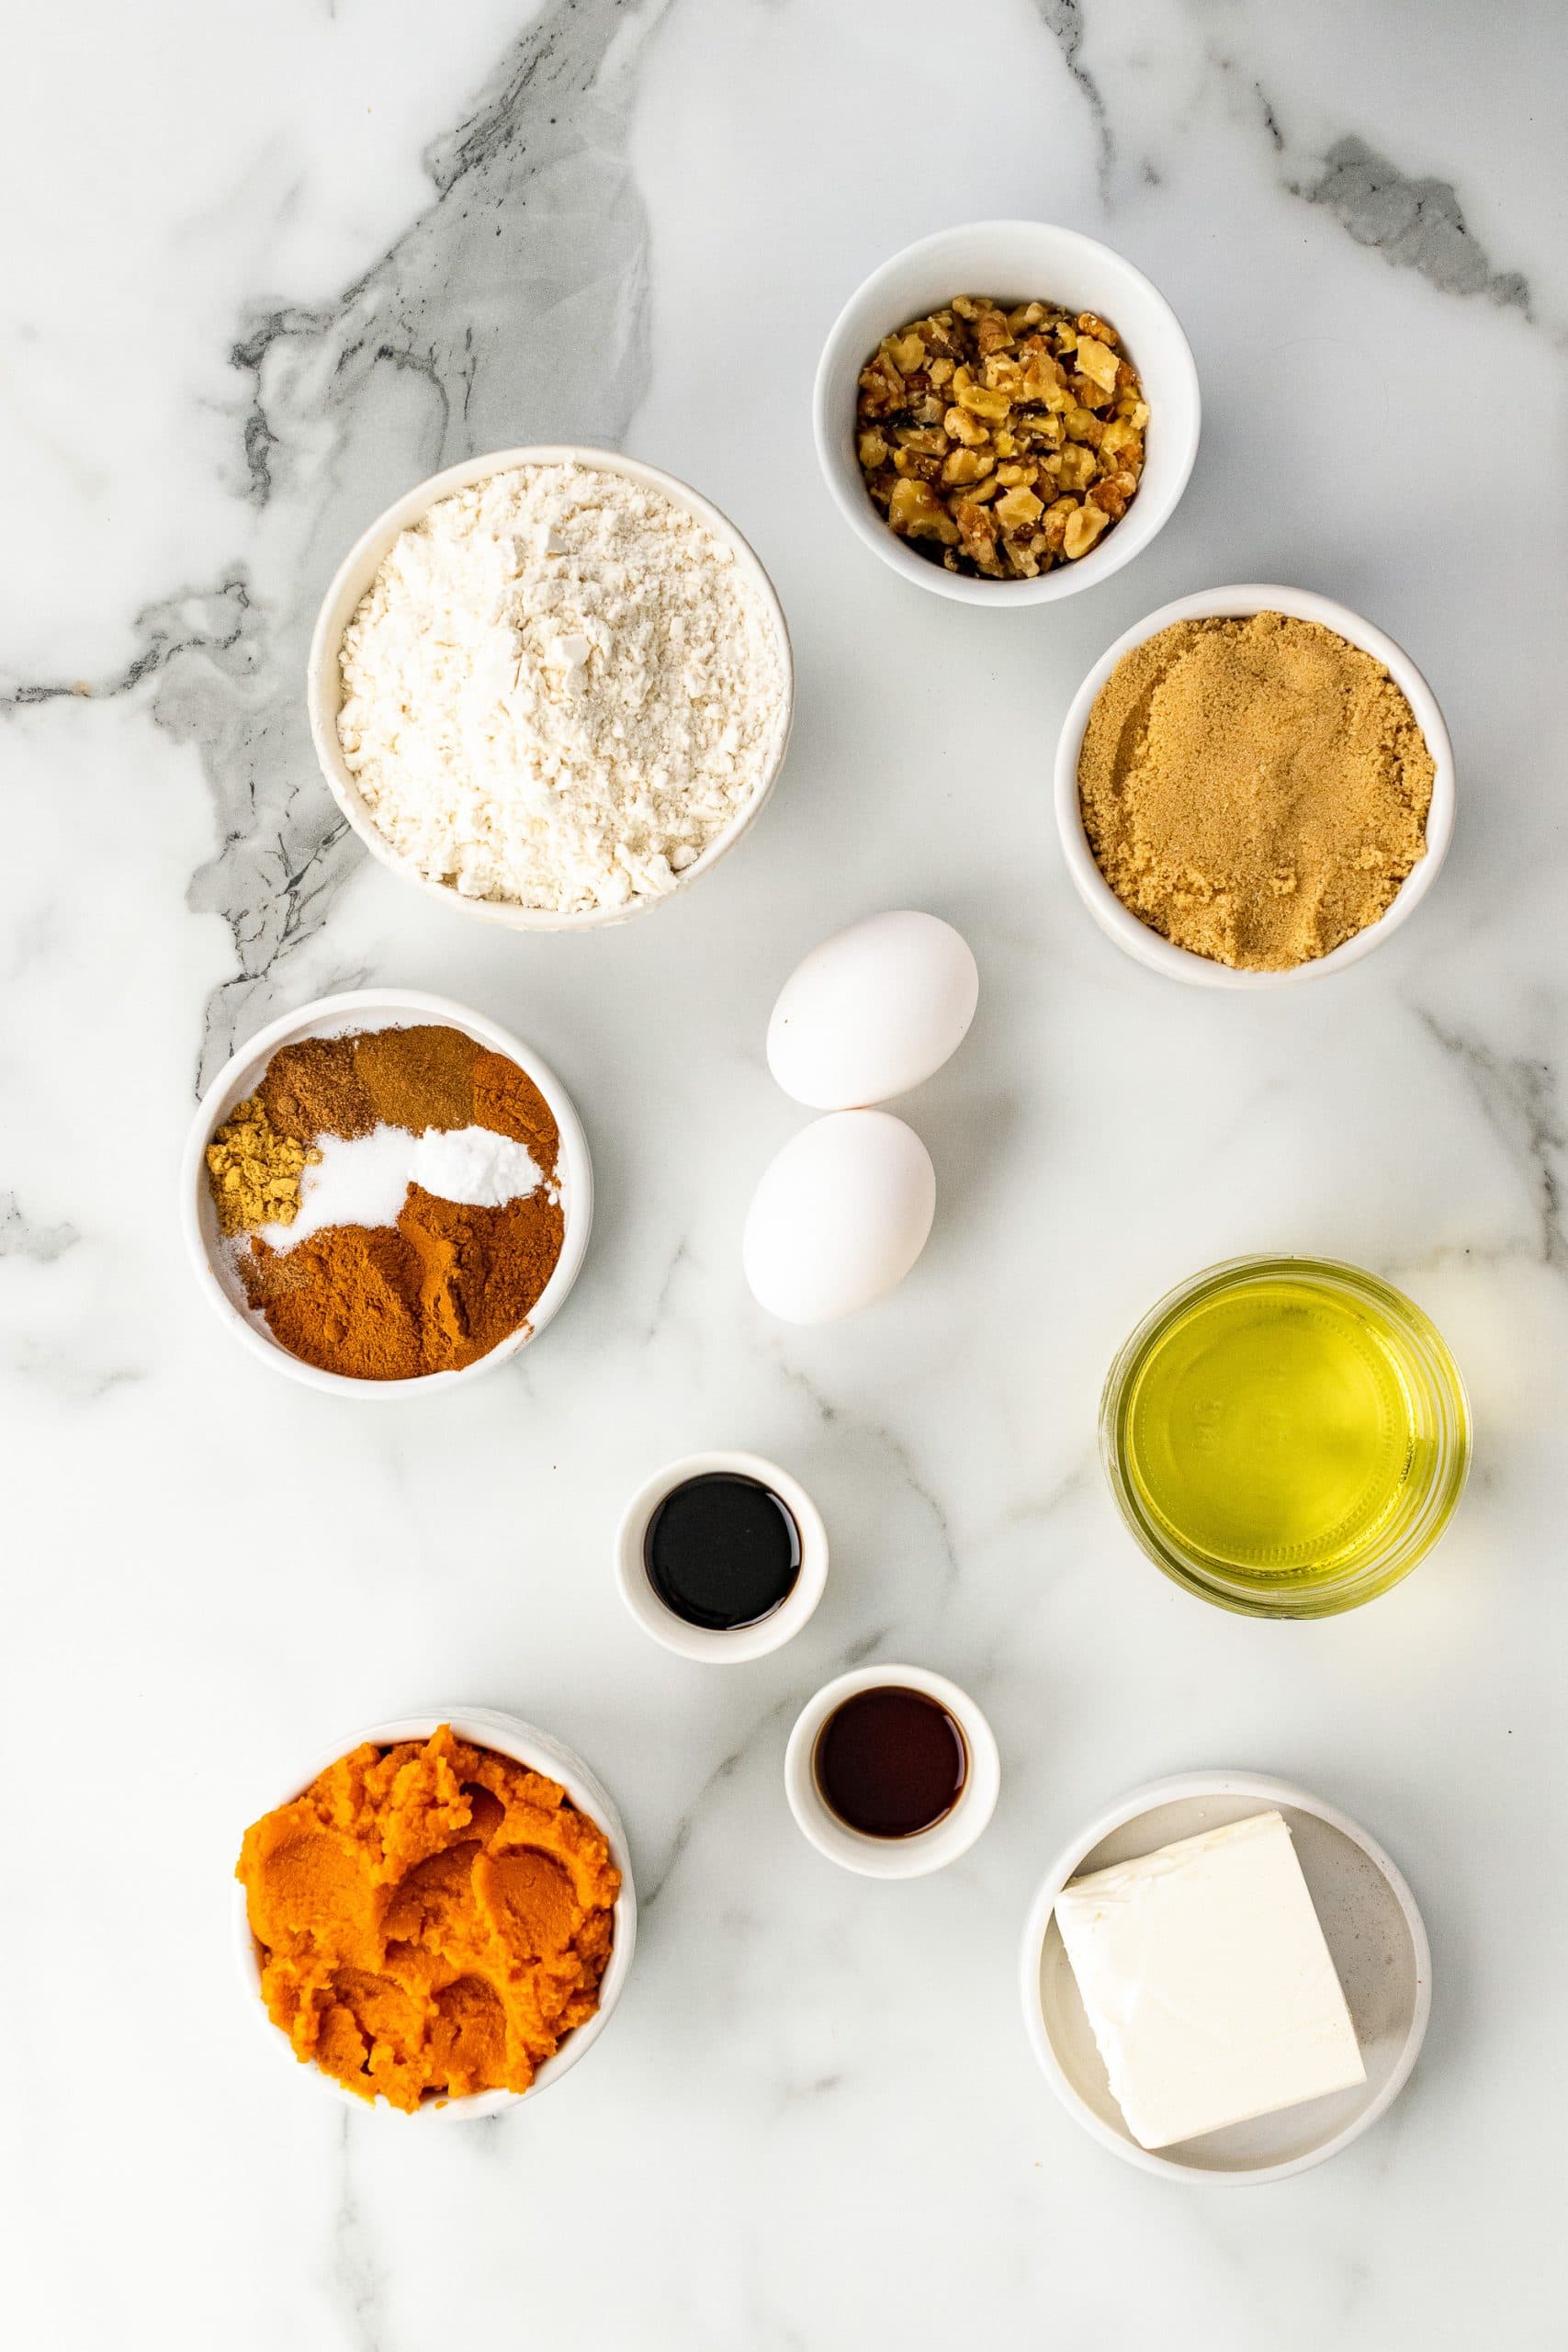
left=814, top=220, right=1200, bottom=604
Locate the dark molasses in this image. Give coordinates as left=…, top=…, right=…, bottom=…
left=644, top=1472, right=801, bottom=1632
left=813, top=1686, right=968, bottom=1838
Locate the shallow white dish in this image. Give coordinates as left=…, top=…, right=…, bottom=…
left=1019, top=1772, right=1431, bottom=2184
left=813, top=220, right=1200, bottom=605
left=232, top=1707, right=636, bottom=2120
left=181, top=988, right=592, bottom=1396
left=1054, top=583, right=1456, bottom=987
left=785, top=1664, right=1000, bottom=1878
left=615, top=1450, right=829, bottom=1664
left=307, top=445, right=795, bottom=930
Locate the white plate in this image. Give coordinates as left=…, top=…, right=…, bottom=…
left=1020, top=1772, right=1431, bottom=2183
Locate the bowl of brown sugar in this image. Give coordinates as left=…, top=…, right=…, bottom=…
left=1054, top=585, right=1455, bottom=986
left=182, top=989, right=592, bottom=1393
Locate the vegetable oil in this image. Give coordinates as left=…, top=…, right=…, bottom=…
left=1101, top=1257, right=1470, bottom=1616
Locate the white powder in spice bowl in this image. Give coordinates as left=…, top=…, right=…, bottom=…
left=255, top=1125, right=547, bottom=1251
left=334, top=461, right=791, bottom=917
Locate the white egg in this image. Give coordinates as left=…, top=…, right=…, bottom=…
left=766, top=910, right=978, bottom=1110
left=743, top=1112, right=936, bottom=1325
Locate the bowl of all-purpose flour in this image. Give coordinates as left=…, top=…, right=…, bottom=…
left=308, top=449, right=795, bottom=928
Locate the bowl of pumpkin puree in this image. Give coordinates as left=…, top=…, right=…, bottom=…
left=234, top=1713, right=636, bottom=2116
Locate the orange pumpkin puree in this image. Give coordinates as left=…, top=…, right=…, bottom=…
left=237, top=1726, right=619, bottom=2111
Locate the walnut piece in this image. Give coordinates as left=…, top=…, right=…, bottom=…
left=854, top=298, right=1146, bottom=580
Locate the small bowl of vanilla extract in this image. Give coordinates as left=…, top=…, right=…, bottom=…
left=784, top=1664, right=1000, bottom=1879
left=615, top=1451, right=829, bottom=1663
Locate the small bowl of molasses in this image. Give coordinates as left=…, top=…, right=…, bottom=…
left=784, top=1664, right=1000, bottom=1880
left=615, top=1451, right=829, bottom=1664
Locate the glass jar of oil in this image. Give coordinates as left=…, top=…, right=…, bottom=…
left=1100, top=1257, right=1471, bottom=1617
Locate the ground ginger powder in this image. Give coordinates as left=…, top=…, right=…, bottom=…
left=205, top=1098, right=320, bottom=1236
left=1077, top=611, right=1436, bottom=971
left=237, top=1726, right=619, bottom=2111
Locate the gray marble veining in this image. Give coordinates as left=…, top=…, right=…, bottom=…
left=0, top=1192, right=79, bottom=1263
left=1030, top=0, right=1114, bottom=198
left=6, top=0, right=661, bottom=1089
left=1296, top=134, right=1532, bottom=314
left=1418, top=1012, right=1565, bottom=1267
left=5, top=0, right=1566, bottom=2344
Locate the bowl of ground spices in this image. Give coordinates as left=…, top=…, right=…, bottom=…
left=1055, top=585, right=1455, bottom=984
left=183, top=989, right=592, bottom=1391
left=234, top=1712, right=636, bottom=2117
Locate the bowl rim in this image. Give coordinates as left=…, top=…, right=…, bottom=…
left=812, top=218, right=1201, bottom=606
left=1018, top=1770, right=1432, bottom=2184
left=614, top=1449, right=829, bottom=1663
left=306, top=443, right=795, bottom=931
left=1054, top=582, right=1457, bottom=986
left=231, top=1707, right=637, bottom=2120
left=784, top=1663, right=1000, bottom=1878
left=180, top=987, right=593, bottom=1397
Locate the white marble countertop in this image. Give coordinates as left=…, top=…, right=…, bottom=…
left=5, top=2, right=1565, bottom=2344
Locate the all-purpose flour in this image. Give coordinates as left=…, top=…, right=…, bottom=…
left=337, top=463, right=788, bottom=913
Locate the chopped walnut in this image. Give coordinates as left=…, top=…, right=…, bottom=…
left=854, top=296, right=1146, bottom=580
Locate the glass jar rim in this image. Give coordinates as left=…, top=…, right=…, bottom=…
left=1099, top=1254, right=1472, bottom=1618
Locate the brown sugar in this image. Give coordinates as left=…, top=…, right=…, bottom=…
left=1077, top=611, right=1436, bottom=971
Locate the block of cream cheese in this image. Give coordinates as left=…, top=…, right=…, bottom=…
left=1053, top=1810, right=1365, bottom=2150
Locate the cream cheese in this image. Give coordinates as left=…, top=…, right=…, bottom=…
left=1053, top=1809, right=1365, bottom=2151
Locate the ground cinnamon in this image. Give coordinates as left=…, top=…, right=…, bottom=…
left=472, top=1047, right=560, bottom=1166
left=241, top=1184, right=565, bottom=1379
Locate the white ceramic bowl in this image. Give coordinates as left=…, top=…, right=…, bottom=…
left=1055, top=584, right=1457, bottom=986
left=813, top=220, right=1199, bottom=605
left=615, top=1451, right=829, bottom=1664
left=307, top=445, right=795, bottom=930
left=182, top=988, right=592, bottom=1396
left=233, top=1708, right=637, bottom=2120
left=785, top=1664, right=1000, bottom=1878
left=1019, top=1772, right=1431, bottom=2184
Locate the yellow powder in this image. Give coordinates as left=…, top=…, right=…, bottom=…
left=1077, top=611, right=1436, bottom=971
left=205, top=1097, right=320, bottom=1236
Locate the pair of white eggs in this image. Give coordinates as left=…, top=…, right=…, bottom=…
left=744, top=910, right=979, bottom=1325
